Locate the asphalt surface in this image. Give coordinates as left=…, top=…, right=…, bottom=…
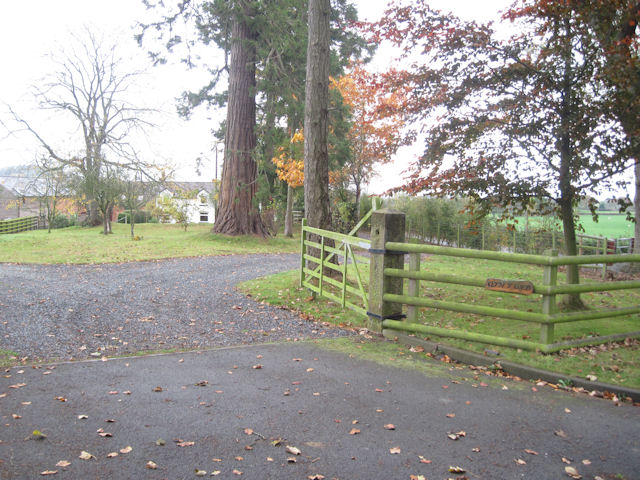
left=0, top=254, right=350, bottom=362
left=1, top=342, right=639, bottom=480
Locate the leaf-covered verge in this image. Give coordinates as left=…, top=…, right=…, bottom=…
left=0, top=223, right=300, bottom=264
left=239, top=261, right=640, bottom=390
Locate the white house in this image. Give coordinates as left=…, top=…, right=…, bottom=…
left=156, top=182, right=217, bottom=224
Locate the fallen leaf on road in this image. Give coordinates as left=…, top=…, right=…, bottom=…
left=55, top=461, right=70, bottom=468
left=286, top=446, right=301, bottom=455
left=152, top=386, right=163, bottom=392
left=307, top=368, right=314, bottom=373
left=349, top=428, right=360, bottom=435
left=446, top=413, right=455, bottom=418
left=308, top=475, right=325, bottom=480
left=554, top=430, right=568, bottom=438
left=515, top=458, right=527, bottom=465
left=564, top=408, right=571, bottom=413
left=235, top=456, right=244, bottom=461
left=195, top=469, right=207, bottom=476
left=389, top=447, right=401, bottom=454
left=418, top=455, right=431, bottom=464
left=448, top=466, right=466, bottom=473
left=40, top=471, right=57, bottom=476
left=119, top=446, right=133, bottom=454
left=156, top=439, right=166, bottom=446
left=565, top=466, right=582, bottom=479
left=287, top=457, right=297, bottom=463
left=252, top=364, right=263, bottom=369
left=562, top=457, right=572, bottom=464
left=11, top=414, right=21, bottom=419
left=77, top=415, right=88, bottom=420
left=375, top=388, right=384, bottom=392
left=177, top=441, right=195, bottom=447
left=410, top=476, right=425, bottom=480
left=107, top=452, right=118, bottom=458
left=146, top=461, right=157, bottom=470
left=211, top=471, right=221, bottom=476
left=524, top=449, right=538, bottom=455
left=384, top=424, right=395, bottom=430
left=31, top=430, right=47, bottom=440
left=195, top=381, right=208, bottom=387
left=79, top=451, right=95, bottom=460
left=54, top=396, right=66, bottom=402
left=581, top=459, right=591, bottom=465
left=244, top=428, right=253, bottom=435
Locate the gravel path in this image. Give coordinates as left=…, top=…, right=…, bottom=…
left=0, top=254, right=352, bottom=362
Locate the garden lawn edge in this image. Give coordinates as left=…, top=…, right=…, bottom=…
left=384, top=329, right=640, bottom=402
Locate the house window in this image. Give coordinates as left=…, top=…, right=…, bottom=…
left=200, top=212, right=208, bottom=222
left=199, top=195, right=207, bottom=205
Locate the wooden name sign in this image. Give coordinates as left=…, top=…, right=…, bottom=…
left=485, top=278, right=534, bottom=295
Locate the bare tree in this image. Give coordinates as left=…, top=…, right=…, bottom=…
left=32, top=156, right=69, bottom=233
left=7, top=28, right=154, bottom=226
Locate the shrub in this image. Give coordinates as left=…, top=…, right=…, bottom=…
left=51, top=214, right=76, bottom=229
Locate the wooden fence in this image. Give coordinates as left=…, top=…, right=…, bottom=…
left=0, top=216, right=39, bottom=234
left=302, top=209, right=640, bottom=353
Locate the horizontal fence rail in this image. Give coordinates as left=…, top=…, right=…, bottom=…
left=381, top=241, right=640, bottom=353
left=0, top=216, right=38, bottom=234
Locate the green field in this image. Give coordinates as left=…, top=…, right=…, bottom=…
left=0, top=223, right=299, bottom=264
left=514, top=213, right=634, bottom=238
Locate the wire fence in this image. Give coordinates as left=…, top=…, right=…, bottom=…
left=406, top=218, right=634, bottom=256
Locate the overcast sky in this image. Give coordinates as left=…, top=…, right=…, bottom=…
left=0, top=0, right=531, bottom=195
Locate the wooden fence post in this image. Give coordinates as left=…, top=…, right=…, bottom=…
left=407, top=253, right=420, bottom=323
left=540, top=249, right=558, bottom=346
left=299, top=219, right=307, bottom=288
left=367, top=209, right=406, bottom=332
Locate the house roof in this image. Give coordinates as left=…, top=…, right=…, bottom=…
left=0, top=183, right=17, bottom=200
left=164, top=182, right=217, bottom=194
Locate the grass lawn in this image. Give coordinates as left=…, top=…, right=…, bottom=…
left=0, top=223, right=300, bottom=264
left=239, top=255, right=640, bottom=389
left=513, top=213, right=635, bottom=238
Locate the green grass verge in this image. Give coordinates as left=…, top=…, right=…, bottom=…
left=0, top=223, right=300, bottom=264
left=240, top=270, right=366, bottom=329
left=240, top=256, right=640, bottom=389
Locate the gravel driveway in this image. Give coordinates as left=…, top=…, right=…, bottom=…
left=0, top=254, right=351, bottom=362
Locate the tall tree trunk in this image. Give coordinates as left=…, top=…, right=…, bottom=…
left=284, top=184, right=294, bottom=237
left=634, top=160, right=640, bottom=254
left=130, top=208, right=135, bottom=238
left=213, top=1, right=267, bottom=237
left=304, top=0, right=333, bottom=276
left=354, top=182, right=361, bottom=221
left=558, top=14, right=583, bottom=309
left=88, top=200, right=101, bottom=226
left=304, top=0, right=331, bottom=232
